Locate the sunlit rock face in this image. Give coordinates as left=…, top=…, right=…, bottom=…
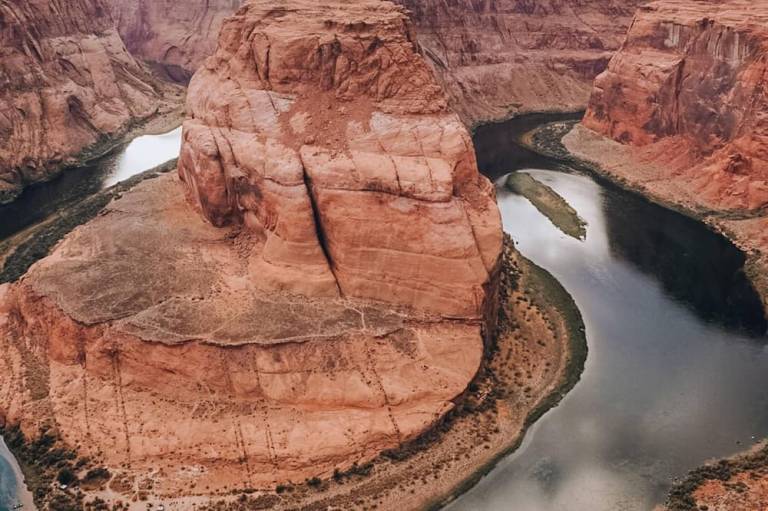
left=0, top=0, right=502, bottom=503
left=0, top=0, right=167, bottom=203
left=107, top=0, right=242, bottom=82
left=582, top=0, right=768, bottom=212
left=392, top=0, right=644, bottom=125
left=178, top=0, right=503, bottom=321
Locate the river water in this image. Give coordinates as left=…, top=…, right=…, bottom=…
left=0, top=126, right=182, bottom=511
left=447, top=119, right=768, bottom=510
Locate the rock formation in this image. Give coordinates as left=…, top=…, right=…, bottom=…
left=0, top=0, right=502, bottom=503
left=0, top=0, right=174, bottom=203
left=581, top=0, right=768, bottom=212
left=107, top=0, right=242, bottom=82
left=393, top=0, right=644, bottom=125
left=179, top=0, right=503, bottom=320
left=108, top=0, right=644, bottom=126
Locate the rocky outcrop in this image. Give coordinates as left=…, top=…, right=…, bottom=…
left=107, top=0, right=242, bottom=82
left=179, top=0, right=503, bottom=321
left=393, top=0, right=644, bottom=125
left=0, top=0, right=503, bottom=504
left=582, top=0, right=768, bottom=212
left=0, top=0, right=174, bottom=203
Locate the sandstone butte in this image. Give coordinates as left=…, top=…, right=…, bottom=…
left=564, top=0, right=768, bottom=311
left=0, top=0, right=504, bottom=502
left=0, top=0, right=178, bottom=204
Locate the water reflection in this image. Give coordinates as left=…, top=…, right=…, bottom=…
left=448, top=121, right=768, bottom=510
left=0, top=126, right=182, bottom=240
left=0, top=438, right=33, bottom=511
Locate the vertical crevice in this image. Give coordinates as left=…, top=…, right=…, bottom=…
left=301, top=165, right=343, bottom=296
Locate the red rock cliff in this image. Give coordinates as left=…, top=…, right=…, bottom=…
left=107, top=0, right=242, bottom=82
left=0, top=0, right=169, bottom=203
left=393, top=0, right=644, bottom=125
left=178, top=0, right=503, bottom=321
left=582, top=0, right=768, bottom=212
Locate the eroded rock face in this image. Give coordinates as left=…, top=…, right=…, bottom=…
left=0, top=0, right=169, bottom=203
left=582, top=0, right=768, bottom=212
left=0, top=175, right=484, bottom=494
left=107, top=0, right=242, bottom=82
left=393, top=0, right=644, bottom=125
left=178, top=0, right=503, bottom=321
left=0, top=0, right=502, bottom=501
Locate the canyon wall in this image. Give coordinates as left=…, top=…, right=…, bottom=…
left=393, top=0, right=644, bottom=125
left=581, top=0, right=768, bottom=212
left=0, top=0, right=171, bottom=203
left=179, top=0, right=503, bottom=321
left=107, top=0, right=242, bottom=82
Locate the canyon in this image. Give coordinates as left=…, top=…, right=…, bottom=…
left=556, top=1, right=768, bottom=508
left=565, top=0, right=768, bottom=309
left=2, top=0, right=768, bottom=509
left=395, top=0, right=645, bottom=125
left=0, top=0, right=182, bottom=204
left=107, top=0, right=242, bottom=83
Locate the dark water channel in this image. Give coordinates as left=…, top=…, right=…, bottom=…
left=446, top=117, right=768, bottom=510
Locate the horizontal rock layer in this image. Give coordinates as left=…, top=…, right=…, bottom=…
left=107, top=0, right=242, bottom=82
left=582, top=0, right=768, bottom=212
left=0, top=0, right=170, bottom=203
left=178, top=0, right=503, bottom=321
left=393, top=0, right=644, bottom=125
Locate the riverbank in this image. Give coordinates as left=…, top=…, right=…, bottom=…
left=518, top=117, right=768, bottom=510
left=1, top=91, right=184, bottom=206
left=190, top=236, right=587, bottom=511
left=519, top=120, right=768, bottom=318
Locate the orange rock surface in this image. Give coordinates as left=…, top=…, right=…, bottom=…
left=0, top=0, right=503, bottom=503
left=178, top=0, right=503, bottom=321
left=108, top=0, right=242, bottom=82
left=0, top=0, right=172, bottom=203
left=582, top=0, right=768, bottom=212
left=394, top=0, right=644, bottom=125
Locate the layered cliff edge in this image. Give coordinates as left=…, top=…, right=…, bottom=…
left=107, top=0, right=242, bottom=83
left=394, top=0, right=644, bottom=126
left=103, top=0, right=644, bottom=127
left=0, top=0, right=506, bottom=507
left=563, top=0, right=768, bottom=314
left=0, top=0, right=181, bottom=204
left=579, top=0, right=768, bottom=214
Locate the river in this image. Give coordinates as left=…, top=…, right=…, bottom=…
left=447, top=118, right=768, bottom=510
left=0, top=126, right=183, bottom=511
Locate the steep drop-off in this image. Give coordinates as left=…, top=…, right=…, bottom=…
left=565, top=0, right=768, bottom=314
left=393, top=0, right=644, bottom=125
left=108, top=0, right=242, bottom=82
left=0, top=0, right=503, bottom=506
left=0, top=0, right=176, bottom=203
left=580, top=0, right=768, bottom=213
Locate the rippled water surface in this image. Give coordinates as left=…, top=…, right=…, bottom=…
left=447, top=120, right=768, bottom=510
